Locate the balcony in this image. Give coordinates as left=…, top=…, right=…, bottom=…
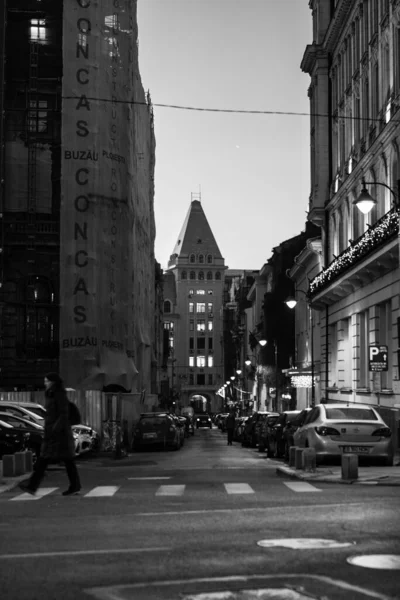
left=309, top=207, right=399, bottom=308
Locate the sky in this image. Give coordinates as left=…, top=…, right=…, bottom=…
left=137, top=0, right=313, bottom=271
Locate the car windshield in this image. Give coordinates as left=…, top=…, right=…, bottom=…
left=140, top=417, right=167, bottom=427
left=287, top=412, right=300, bottom=423
left=23, top=406, right=46, bottom=418
left=325, top=407, right=378, bottom=421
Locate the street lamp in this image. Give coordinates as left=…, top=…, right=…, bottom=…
left=353, top=179, right=400, bottom=215
left=285, top=290, right=315, bottom=408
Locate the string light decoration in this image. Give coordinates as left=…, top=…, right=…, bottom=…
left=291, top=374, right=313, bottom=388
left=310, top=207, right=399, bottom=295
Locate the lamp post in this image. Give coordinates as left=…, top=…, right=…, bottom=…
left=353, top=179, right=400, bottom=215
left=285, top=290, right=315, bottom=408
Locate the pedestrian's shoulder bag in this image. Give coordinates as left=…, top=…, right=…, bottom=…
left=68, top=401, right=81, bottom=426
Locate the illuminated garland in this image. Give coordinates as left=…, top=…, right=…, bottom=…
left=310, top=208, right=399, bottom=295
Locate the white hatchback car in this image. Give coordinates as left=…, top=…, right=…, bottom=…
left=72, top=425, right=99, bottom=456
left=293, top=403, right=394, bottom=466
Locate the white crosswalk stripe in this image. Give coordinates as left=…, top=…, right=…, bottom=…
left=155, top=485, right=185, bottom=496
left=283, top=481, right=322, bottom=493
left=84, top=486, right=120, bottom=497
left=10, top=487, right=59, bottom=501
left=224, top=483, right=254, bottom=494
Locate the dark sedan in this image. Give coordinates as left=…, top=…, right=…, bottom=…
left=132, top=412, right=181, bottom=451
left=195, top=414, right=212, bottom=429
left=0, top=412, right=43, bottom=461
left=0, top=422, right=31, bottom=459
left=267, top=410, right=301, bottom=458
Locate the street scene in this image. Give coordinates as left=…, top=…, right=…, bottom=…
left=1, top=425, right=399, bottom=600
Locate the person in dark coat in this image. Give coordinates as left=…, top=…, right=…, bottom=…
left=19, top=372, right=81, bottom=496
left=226, top=409, right=236, bottom=446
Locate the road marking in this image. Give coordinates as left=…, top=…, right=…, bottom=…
left=224, top=483, right=254, bottom=494
left=283, top=482, right=322, bottom=493
left=84, top=486, right=119, bottom=497
left=10, top=487, right=58, bottom=501
left=156, top=485, right=185, bottom=496
left=257, top=538, right=354, bottom=549
left=127, top=477, right=172, bottom=480
left=347, top=554, right=400, bottom=570
left=0, top=547, right=172, bottom=560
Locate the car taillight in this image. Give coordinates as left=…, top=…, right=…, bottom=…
left=372, top=427, right=391, bottom=437
left=314, top=426, right=340, bottom=436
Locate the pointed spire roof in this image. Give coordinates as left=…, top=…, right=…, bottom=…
left=171, top=199, right=223, bottom=261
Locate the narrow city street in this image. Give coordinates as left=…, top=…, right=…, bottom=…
left=0, top=426, right=399, bottom=600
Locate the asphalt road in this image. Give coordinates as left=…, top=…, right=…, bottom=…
left=0, top=426, right=399, bottom=600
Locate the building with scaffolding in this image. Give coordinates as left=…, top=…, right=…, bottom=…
left=0, top=0, right=157, bottom=392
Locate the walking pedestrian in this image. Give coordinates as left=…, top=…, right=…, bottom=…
left=19, top=372, right=81, bottom=496
left=226, top=409, right=236, bottom=446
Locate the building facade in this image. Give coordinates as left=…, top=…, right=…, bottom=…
left=0, top=0, right=157, bottom=392
left=162, top=195, right=226, bottom=414
left=302, top=0, right=400, bottom=411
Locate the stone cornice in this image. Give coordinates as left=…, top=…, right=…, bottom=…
left=324, top=0, right=355, bottom=52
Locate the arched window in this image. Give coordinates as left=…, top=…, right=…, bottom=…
left=207, top=254, right=212, bottom=263
left=215, top=271, right=221, bottom=280
left=190, top=271, right=196, bottom=280
left=190, top=254, right=196, bottom=263
left=206, top=271, right=212, bottom=280
left=198, top=254, right=204, bottom=264
left=164, top=300, right=171, bottom=313
left=181, top=271, right=187, bottom=280
left=198, top=271, right=204, bottom=280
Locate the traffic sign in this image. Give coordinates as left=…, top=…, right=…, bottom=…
left=369, top=344, right=388, bottom=372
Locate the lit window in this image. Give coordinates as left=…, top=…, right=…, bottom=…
left=196, top=290, right=205, bottom=295
left=189, top=302, right=194, bottom=313
left=208, top=321, right=213, bottom=331
left=197, top=320, right=205, bottom=331
left=208, top=356, right=214, bottom=367
left=208, top=303, right=213, bottom=312
left=30, top=19, right=46, bottom=41
left=196, top=303, right=205, bottom=313
left=196, top=356, right=206, bottom=367
left=207, top=290, right=213, bottom=295
left=189, top=356, right=194, bottom=367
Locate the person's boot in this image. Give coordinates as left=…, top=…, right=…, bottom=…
left=18, top=482, right=36, bottom=495
left=62, top=485, right=81, bottom=496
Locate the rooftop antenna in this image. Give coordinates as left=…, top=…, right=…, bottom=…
left=191, top=186, right=201, bottom=203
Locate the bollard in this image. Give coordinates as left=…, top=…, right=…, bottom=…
left=14, top=452, right=25, bottom=476
left=302, top=448, right=317, bottom=471
left=289, top=446, right=297, bottom=467
left=295, top=447, right=304, bottom=470
left=2, top=454, right=16, bottom=477
left=342, top=453, right=358, bottom=480
left=24, top=451, right=33, bottom=473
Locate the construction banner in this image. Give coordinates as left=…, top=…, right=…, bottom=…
left=60, top=0, right=138, bottom=390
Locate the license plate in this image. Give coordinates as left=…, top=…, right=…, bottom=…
left=342, top=446, right=370, bottom=454
left=143, top=432, right=157, bottom=439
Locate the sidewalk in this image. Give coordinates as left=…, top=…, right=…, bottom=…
left=276, top=453, right=400, bottom=486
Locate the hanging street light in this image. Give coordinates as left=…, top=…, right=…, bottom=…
left=353, top=179, right=400, bottom=215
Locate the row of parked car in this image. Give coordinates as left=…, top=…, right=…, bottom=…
left=217, top=402, right=395, bottom=466
left=132, top=412, right=197, bottom=452
left=0, top=401, right=99, bottom=463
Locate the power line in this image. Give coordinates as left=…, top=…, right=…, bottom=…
left=61, top=95, right=398, bottom=123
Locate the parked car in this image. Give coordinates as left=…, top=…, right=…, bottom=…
left=0, top=402, right=45, bottom=426
left=293, top=403, right=394, bottom=466
left=0, top=421, right=31, bottom=459
left=71, top=424, right=99, bottom=456
left=195, top=414, right=212, bottom=429
left=266, top=411, right=301, bottom=458
left=0, top=401, right=46, bottom=421
left=0, top=413, right=43, bottom=462
left=282, top=408, right=312, bottom=460
left=242, top=412, right=275, bottom=448
left=257, top=413, right=280, bottom=453
left=132, top=412, right=181, bottom=451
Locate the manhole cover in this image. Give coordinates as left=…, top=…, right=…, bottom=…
left=347, top=554, right=400, bottom=570
left=257, top=538, right=354, bottom=550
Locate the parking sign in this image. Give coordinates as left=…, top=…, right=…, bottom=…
left=369, top=345, right=388, bottom=372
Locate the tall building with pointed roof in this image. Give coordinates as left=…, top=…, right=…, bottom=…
left=162, top=195, right=226, bottom=413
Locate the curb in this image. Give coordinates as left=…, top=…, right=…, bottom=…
left=276, top=466, right=400, bottom=486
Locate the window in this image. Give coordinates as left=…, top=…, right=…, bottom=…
left=197, top=337, right=205, bottom=350
left=208, top=374, right=213, bottom=385
left=329, top=322, right=338, bottom=387
left=198, top=271, right=204, bottom=280
left=207, top=303, right=213, bottom=313
left=197, top=320, right=205, bottom=331
left=189, top=302, right=194, bottom=313
left=339, top=318, right=352, bottom=388
left=208, top=321, right=213, bottom=332
left=196, top=290, right=205, bottom=295
left=181, top=271, right=187, bottom=280
left=189, top=337, right=194, bottom=350
left=189, top=356, right=194, bottom=367
left=190, top=254, right=195, bottom=263
left=189, top=320, right=194, bottom=331
left=207, top=355, right=214, bottom=367
left=164, top=322, right=173, bottom=330
left=215, top=272, right=221, bottom=280
left=30, top=19, right=46, bottom=41
left=163, top=300, right=171, bottom=313
left=206, top=272, right=212, bottom=280
left=28, top=100, right=48, bottom=133
left=197, top=374, right=205, bottom=385
left=379, top=301, right=392, bottom=388
left=358, top=310, right=370, bottom=387
left=199, top=254, right=204, bottom=264
left=207, top=255, right=212, bottom=263
left=190, top=271, right=196, bottom=280
left=197, top=356, right=206, bottom=367
left=196, top=303, right=205, bottom=313
left=189, top=289, right=194, bottom=295
left=189, top=374, right=194, bottom=385
left=207, top=290, right=213, bottom=295
left=208, top=338, right=213, bottom=350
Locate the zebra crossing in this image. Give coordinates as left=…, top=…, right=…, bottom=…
left=7, top=480, right=321, bottom=501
